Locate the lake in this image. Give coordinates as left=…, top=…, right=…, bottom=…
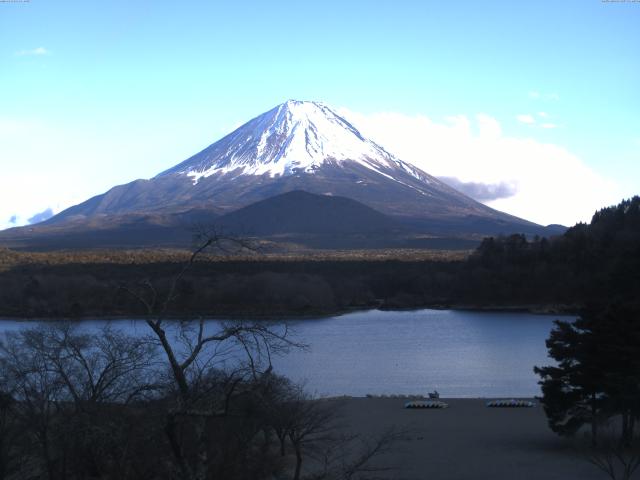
left=0, top=309, right=573, bottom=398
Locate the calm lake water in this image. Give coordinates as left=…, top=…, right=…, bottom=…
left=0, top=309, right=574, bottom=398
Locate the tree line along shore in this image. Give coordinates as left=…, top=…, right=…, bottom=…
left=1, top=197, right=638, bottom=318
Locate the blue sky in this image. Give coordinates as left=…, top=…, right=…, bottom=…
left=1, top=0, right=639, bottom=227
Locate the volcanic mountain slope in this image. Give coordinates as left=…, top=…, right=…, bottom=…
left=53, top=100, right=538, bottom=229
left=1, top=100, right=564, bottom=250
left=215, top=190, right=402, bottom=235
left=0, top=208, right=220, bottom=250
left=0, top=191, right=496, bottom=250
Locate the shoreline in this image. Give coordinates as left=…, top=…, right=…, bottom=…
left=0, top=303, right=580, bottom=321
left=324, top=394, right=540, bottom=400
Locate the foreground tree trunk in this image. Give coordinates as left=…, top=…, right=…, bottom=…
left=591, top=393, right=598, bottom=447
left=293, top=445, right=303, bottom=480
left=164, top=412, right=194, bottom=480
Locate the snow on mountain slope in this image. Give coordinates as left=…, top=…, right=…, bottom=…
left=158, top=100, right=432, bottom=186
left=43, top=99, right=543, bottom=235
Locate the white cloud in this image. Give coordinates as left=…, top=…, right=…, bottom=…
left=28, top=207, right=54, bottom=225
left=528, top=91, right=559, bottom=101
left=0, top=174, right=73, bottom=231
left=438, top=177, right=517, bottom=201
left=516, top=114, right=536, bottom=124
left=0, top=118, right=110, bottom=231
left=15, top=47, right=50, bottom=56
left=338, top=108, right=622, bottom=226
left=517, top=112, right=559, bottom=129
left=476, top=114, right=502, bottom=139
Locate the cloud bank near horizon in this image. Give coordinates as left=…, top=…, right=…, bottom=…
left=27, top=207, right=54, bottom=225
left=339, top=108, right=621, bottom=226
left=437, top=177, right=518, bottom=202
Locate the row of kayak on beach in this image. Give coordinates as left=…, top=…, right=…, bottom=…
left=404, top=399, right=536, bottom=409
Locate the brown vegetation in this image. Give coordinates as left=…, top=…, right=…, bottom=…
left=0, top=247, right=471, bottom=318
left=0, top=247, right=469, bottom=272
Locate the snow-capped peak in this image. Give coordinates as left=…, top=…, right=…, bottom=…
left=158, top=100, right=424, bottom=183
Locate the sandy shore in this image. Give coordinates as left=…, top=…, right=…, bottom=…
left=331, top=397, right=601, bottom=480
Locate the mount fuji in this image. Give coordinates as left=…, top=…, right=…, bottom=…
left=1, top=100, right=562, bottom=249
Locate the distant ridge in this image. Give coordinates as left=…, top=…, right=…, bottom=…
left=215, top=190, right=401, bottom=235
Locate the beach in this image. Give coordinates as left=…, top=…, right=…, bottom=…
left=331, top=397, right=602, bottom=480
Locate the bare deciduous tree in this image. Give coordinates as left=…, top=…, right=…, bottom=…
left=0, top=388, right=22, bottom=480
left=0, top=323, right=161, bottom=480
left=121, top=229, right=304, bottom=480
